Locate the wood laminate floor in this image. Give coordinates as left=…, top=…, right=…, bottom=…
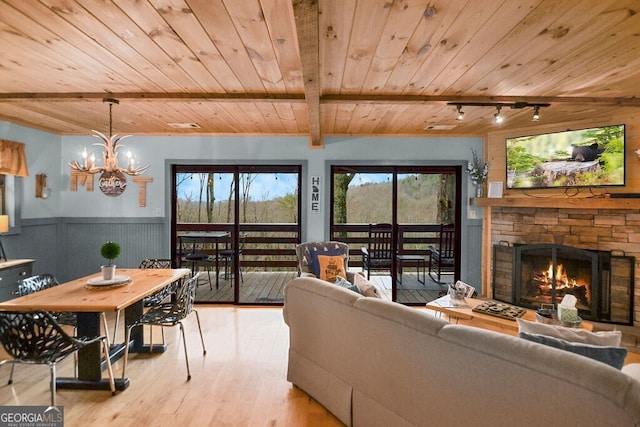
left=0, top=307, right=344, bottom=427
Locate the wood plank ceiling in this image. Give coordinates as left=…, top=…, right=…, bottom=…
left=0, top=0, right=639, bottom=147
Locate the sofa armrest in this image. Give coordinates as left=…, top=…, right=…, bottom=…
left=300, top=272, right=317, bottom=279
left=622, top=363, right=640, bottom=383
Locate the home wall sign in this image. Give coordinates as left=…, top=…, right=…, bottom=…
left=310, top=176, right=321, bottom=212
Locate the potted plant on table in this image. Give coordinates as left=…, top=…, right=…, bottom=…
left=100, top=241, right=121, bottom=280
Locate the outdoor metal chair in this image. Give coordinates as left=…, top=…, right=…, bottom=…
left=218, top=232, right=247, bottom=283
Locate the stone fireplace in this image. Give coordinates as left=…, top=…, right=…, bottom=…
left=492, top=243, right=634, bottom=324
left=479, top=200, right=640, bottom=351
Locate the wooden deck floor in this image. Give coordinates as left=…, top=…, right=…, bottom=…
left=195, top=271, right=296, bottom=304
left=194, top=269, right=450, bottom=305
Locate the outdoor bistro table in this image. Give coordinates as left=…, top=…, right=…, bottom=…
left=179, top=231, right=229, bottom=288
left=0, top=268, right=190, bottom=391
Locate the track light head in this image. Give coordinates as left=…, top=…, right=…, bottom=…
left=446, top=101, right=548, bottom=124
left=532, top=105, right=540, bottom=121
left=494, top=106, right=504, bottom=124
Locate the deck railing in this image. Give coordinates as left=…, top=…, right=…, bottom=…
left=175, top=223, right=448, bottom=272
left=175, top=223, right=300, bottom=271
left=331, top=223, right=444, bottom=265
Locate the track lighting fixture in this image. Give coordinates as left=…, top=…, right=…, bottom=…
left=448, top=102, right=549, bottom=124
left=494, top=106, right=504, bottom=124
left=532, top=105, right=540, bottom=121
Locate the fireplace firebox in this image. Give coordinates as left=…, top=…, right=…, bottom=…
left=492, top=243, right=634, bottom=325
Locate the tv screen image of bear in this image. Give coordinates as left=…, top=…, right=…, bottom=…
left=506, top=124, right=625, bottom=190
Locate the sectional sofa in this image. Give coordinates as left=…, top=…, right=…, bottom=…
left=283, top=276, right=640, bottom=427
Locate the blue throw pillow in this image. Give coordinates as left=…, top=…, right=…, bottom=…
left=310, top=248, right=343, bottom=277
left=519, top=332, right=627, bottom=370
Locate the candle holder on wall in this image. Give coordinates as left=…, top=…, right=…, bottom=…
left=35, top=174, right=50, bottom=199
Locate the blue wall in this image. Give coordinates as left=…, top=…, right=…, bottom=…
left=1, top=121, right=484, bottom=284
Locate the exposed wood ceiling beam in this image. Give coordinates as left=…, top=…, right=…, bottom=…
left=0, top=93, right=306, bottom=103
left=293, top=0, right=321, bottom=148
left=320, top=95, right=640, bottom=106
left=2, top=93, right=637, bottom=107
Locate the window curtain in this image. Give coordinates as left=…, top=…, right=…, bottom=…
left=0, top=139, right=29, bottom=177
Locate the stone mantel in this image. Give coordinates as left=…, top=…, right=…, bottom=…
left=473, top=196, right=640, bottom=210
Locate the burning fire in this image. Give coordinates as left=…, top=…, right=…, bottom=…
left=532, top=262, right=591, bottom=306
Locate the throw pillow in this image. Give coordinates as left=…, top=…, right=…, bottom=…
left=334, top=276, right=361, bottom=295
left=352, top=273, right=381, bottom=298
left=517, top=318, right=621, bottom=347
left=316, top=254, right=347, bottom=283
left=519, top=332, right=627, bottom=370
left=310, top=248, right=343, bottom=277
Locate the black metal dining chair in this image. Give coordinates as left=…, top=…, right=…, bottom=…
left=121, top=273, right=206, bottom=381
left=0, top=310, right=116, bottom=406
left=16, top=274, right=78, bottom=327
left=111, top=258, right=175, bottom=344
left=139, top=259, right=175, bottom=306
left=17, top=273, right=111, bottom=349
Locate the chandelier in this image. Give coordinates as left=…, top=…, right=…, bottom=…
left=69, top=98, right=148, bottom=176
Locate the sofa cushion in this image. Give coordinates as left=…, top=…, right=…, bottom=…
left=519, top=332, right=627, bottom=369
left=517, top=318, right=621, bottom=347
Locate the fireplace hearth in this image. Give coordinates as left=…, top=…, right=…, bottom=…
left=492, top=243, right=634, bottom=325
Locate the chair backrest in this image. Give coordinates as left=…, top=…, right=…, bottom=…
left=169, top=273, right=200, bottom=320
left=0, top=311, right=76, bottom=363
left=17, top=274, right=59, bottom=297
left=139, top=258, right=172, bottom=269
left=237, top=232, right=248, bottom=252
left=438, top=224, right=456, bottom=259
left=221, top=232, right=248, bottom=253
left=367, top=223, right=393, bottom=260
left=295, top=241, right=350, bottom=275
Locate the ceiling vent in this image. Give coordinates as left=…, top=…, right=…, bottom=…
left=168, top=122, right=201, bottom=129
left=424, top=124, right=457, bottom=130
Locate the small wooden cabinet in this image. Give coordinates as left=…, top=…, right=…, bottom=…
left=0, top=260, right=34, bottom=302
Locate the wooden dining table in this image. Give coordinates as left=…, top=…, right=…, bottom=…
left=0, top=268, right=191, bottom=391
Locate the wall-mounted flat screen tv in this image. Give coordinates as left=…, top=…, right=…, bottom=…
left=506, top=124, right=625, bottom=189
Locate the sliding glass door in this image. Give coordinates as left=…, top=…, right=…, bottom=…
left=172, top=165, right=301, bottom=304
left=330, top=165, right=461, bottom=305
